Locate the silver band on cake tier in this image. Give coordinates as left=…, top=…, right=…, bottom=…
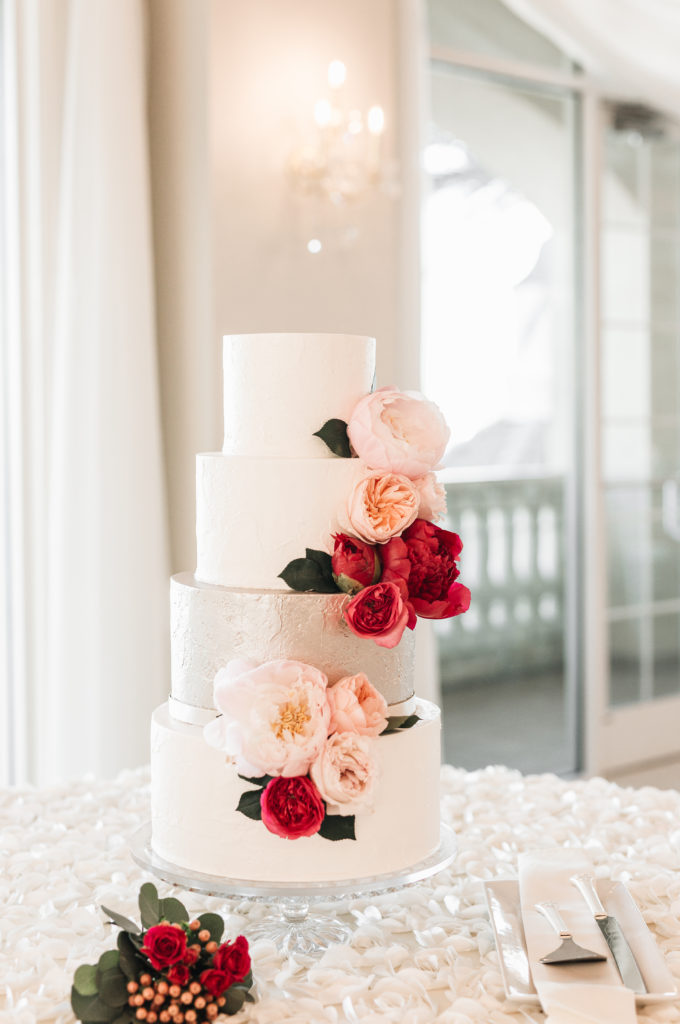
left=170, top=572, right=415, bottom=712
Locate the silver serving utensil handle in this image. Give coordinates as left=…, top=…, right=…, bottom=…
left=571, top=873, right=607, bottom=918
left=536, top=901, right=572, bottom=937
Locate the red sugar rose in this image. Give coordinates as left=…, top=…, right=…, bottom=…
left=140, top=923, right=187, bottom=971
left=260, top=775, right=325, bottom=839
left=402, top=519, right=471, bottom=619
left=344, top=580, right=413, bottom=648
left=331, top=533, right=380, bottom=594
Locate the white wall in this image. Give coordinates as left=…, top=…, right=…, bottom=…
left=208, top=0, right=407, bottom=395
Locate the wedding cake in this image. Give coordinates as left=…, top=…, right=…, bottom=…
left=150, top=333, right=470, bottom=883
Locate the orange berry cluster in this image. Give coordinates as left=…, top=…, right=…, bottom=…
left=126, top=923, right=225, bottom=1024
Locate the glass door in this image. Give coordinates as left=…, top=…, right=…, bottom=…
left=422, top=63, right=580, bottom=775
left=591, top=107, right=680, bottom=784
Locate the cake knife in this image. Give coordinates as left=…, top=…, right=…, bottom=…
left=570, top=874, right=647, bottom=993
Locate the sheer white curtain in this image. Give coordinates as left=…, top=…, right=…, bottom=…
left=2, top=0, right=170, bottom=784
left=504, top=0, right=680, bottom=117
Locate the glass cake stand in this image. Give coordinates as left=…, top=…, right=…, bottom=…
left=130, top=822, right=456, bottom=956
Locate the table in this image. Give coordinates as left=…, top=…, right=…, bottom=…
left=3, top=764, right=680, bottom=1023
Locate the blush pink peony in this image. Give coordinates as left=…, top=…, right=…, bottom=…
left=345, top=471, right=419, bottom=544
left=347, top=386, right=450, bottom=479
left=413, top=472, right=447, bottom=522
left=327, top=673, right=388, bottom=737
left=309, top=732, right=377, bottom=816
left=204, top=658, right=330, bottom=778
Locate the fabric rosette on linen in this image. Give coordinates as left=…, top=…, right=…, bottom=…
left=204, top=658, right=330, bottom=778
left=70, top=883, right=254, bottom=1024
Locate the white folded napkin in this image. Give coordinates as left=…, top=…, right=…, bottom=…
left=517, top=850, right=637, bottom=1024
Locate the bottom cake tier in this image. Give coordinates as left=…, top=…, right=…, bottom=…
left=150, top=699, right=442, bottom=883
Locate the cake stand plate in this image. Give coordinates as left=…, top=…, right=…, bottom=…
left=130, top=822, right=456, bottom=956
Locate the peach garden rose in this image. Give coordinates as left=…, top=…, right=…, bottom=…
left=327, top=672, right=388, bottom=737
left=347, top=386, right=450, bottom=479
left=345, top=471, right=419, bottom=544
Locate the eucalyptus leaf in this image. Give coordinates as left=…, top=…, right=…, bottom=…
left=73, top=964, right=98, bottom=997
left=138, top=883, right=160, bottom=929
left=279, top=557, right=340, bottom=594
left=197, top=912, right=224, bottom=944
left=117, top=932, right=142, bottom=980
left=100, top=906, right=140, bottom=935
left=222, top=986, right=247, bottom=1015
left=158, top=896, right=189, bottom=924
left=71, top=989, right=120, bottom=1024
left=318, top=814, right=356, bottom=842
left=112, top=1014, right=134, bottom=1024
left=97, top=950, right=120, bottom=975
left=312, top=418, right=352, bottom=458
left=236, top=787, right=263, bottom=821
left=98, top=969, right=129, bottom=1008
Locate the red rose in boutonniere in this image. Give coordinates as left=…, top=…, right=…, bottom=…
left=344, top=579, right=414, bottom=648
left=331, top=533, right=380, bottom=594
left=260, top=775, right=325, bottom=839
left=140, top=922, right=187, bottom=970
left=213, top=935, right=251, bottom=983
left=402, top=519, right=471, bottom=619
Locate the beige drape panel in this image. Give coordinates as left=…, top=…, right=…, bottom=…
left=3, top=0, right=170, bottom=783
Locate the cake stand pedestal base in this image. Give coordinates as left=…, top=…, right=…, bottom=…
left=130, top=823, right=456, bottom=958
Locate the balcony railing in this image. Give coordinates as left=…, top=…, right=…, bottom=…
left=438, top=473, right=565, bottom=687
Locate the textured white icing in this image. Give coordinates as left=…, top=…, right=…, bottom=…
left=170, top=573, right=415, bottom=711
left=151, top=700, right=441, bottom=882
left=222, top=333, right=375, bottom=458
left=195, top=454, right=365, bottom=589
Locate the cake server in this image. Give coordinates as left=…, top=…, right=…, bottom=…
left=570, top=874, right=647, bottom=992
left=535, top=901, right=607, bottom=964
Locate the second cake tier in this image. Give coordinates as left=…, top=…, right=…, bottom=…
left=195, top=454, right=364, bottom=589
left=170, top=573, right=416, bottom=721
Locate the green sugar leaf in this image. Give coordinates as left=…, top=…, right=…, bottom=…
left=236, top=787, right=264, bottom=821
left=313, top=418, right=352, bottom=458
left=318, top=814, right=356, bottom=842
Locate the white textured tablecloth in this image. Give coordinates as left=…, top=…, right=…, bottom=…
left=3, top=764, right=680, bottom=1024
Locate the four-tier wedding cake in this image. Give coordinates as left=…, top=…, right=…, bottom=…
left=150, top=333, right=469, bottom=883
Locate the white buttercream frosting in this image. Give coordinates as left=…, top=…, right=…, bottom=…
left=170, top=573, right=415, bottom=711
left=195, top=453, right=365, bottom=589
left=222, top=333, right=375, bottom=458
left=151, top=699, right=441, bottom=882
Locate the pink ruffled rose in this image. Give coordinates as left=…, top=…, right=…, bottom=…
left=347, top=386, right=450, bottom=479
left=327, top=673, right=388, bottom=737
left=413, top=473, right=447, bottom=522
left=204, top=658, right=330, bottom=778
left=345, top=471, right=419, bottom=544
left=344, top=580, right=412, bottom=648
left=310, top=732, right=377, bottom=816
left=260, top=775, right=325, bottom=839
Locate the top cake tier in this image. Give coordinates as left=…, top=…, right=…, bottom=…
left=222, top=333, right=376, bottom=458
